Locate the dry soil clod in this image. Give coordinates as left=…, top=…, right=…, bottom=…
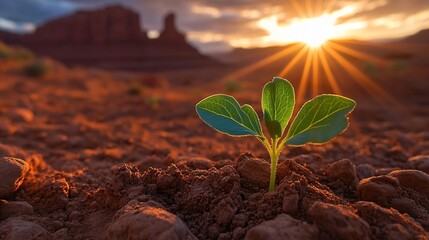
left=0, top=157, right=29, bottom=198
left=357, top=169, right=429, bottom=229
left=107, top=200, right=197, bottom=240
left=245, top=214, right=319, bottom=240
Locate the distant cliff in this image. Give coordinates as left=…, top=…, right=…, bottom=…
left=0, top=5, right=217, bottom=71
left=401, top=29, right=429, bottom=44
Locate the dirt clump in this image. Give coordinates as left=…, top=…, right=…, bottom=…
left=356, top=164, right=376, bottom=180
left=21, top=175, right=70, bottom=213
left=325, top=159, right=358, bottom=186
left=0, top=157, right=29, bottom=198
left=408, top=155, right=429, bottom=173
left=308, top=202, right=371, bottom=240
left=97, top=154, right=356, bottom=239
left=107, top=199, right=197, bottom=240
left=2, top=108, right=34, bottom=123
left=355, top=201, right=428, bottom=240
left=0, top=200, right=34, bottom=220
left=357, top=169, right=429, bottom=229
left=245, top=214, right=318, bottom=240
left=235, top=153, right=270, bottom=188
left=175, top=156, right=214, bottom=170
left=0, top=218, right=49, bottom=240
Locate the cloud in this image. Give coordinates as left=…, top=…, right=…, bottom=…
left=0, top=0, right=429, bottom=52
left=0, top=17, right=35, bottom=33
left=0, top=0, right=76, bottom=25
left=343, top=0, right=429, bottom=20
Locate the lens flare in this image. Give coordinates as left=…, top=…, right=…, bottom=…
left=217, top=0, right=403, bottom=113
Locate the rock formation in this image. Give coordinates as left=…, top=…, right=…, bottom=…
left=157, top=13, right=186, bottom=43
left=402, top=29, right=429, bottom=44
left=0, top=5, right=216, bottom=71
left=28, top=6, right=147, bottom=45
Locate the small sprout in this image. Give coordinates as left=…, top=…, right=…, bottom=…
left=145, top=96, right=162, bottom=109
left=0, top=49, right=10, bottom=59
left=0, top=45, right=33, bottom=61
left=361, top=62, right=377, bottom=76
left=225, top=80, right=243, bottom=93
left=196, top=77, right=356, bottom=191
left=0, top=44, right=11, bottom=59
left=389, top=60, right=408, bottom=74
left=14, top=48, right=34, bottom=61
left=23, top=60, right=49, bottom=78
left=128, top=82, right=144, bottom=95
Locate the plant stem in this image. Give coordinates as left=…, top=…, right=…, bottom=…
left=269, top=138, right=279, bottom=192
left=259, top=137, right=271, bottom=153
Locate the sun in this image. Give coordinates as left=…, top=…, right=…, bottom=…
left=258, top=14, right=338, bottom=48
left=292, top=15, right=336, bottom=47
left=221, top=4, right=399, bottom=110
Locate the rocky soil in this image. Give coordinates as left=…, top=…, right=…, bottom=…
left=0, top=42, right=428, bottom=239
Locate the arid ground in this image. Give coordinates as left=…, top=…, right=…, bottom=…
left=0, top=39, right=429, bottom=240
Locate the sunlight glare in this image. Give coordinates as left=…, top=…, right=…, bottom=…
left=259, top=14, right=338, bottom=48
left=218, top=2, right=401, bottom=113
left=259, top=14, right=337, bottom=48
left=293, top=15, right=336, bottom=47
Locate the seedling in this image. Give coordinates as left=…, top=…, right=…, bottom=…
left=145, top=96, right=162, bottom=109
left=23, top=60, right=49, bottom=78
left=225, top=80, right=243, bottom=93
left=0, top=49, right=10, bottom=59
left=128, top=82, right=144, bottom=95
left=14, top=48, right=33, bottom=60
left=196, top=77, right=356, bottom=191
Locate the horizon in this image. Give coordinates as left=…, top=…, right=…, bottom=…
left=1, top=1, right=429, bottom=53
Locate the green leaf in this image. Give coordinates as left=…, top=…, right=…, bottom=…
left=262, top=77, right=295, bottom=139
left=196, top=94, right=263, bottom=137
left=241, top=104, right=263, bottom=136
left=285, top=94, right=356, bottom=145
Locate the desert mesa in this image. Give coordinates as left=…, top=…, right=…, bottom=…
left=0, top=5, right=217, bottom=71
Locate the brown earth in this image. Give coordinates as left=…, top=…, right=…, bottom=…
left=0, top=40, right=428, bottom=240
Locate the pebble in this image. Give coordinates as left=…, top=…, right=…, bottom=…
left=235, top=153, right=270, bottom=188
left=107, top=200, right=197, bottom=240
left=356, top=164, right=376, bottom=180
left=357, top=170, right=429, bottom=228
left=282, top=193, right=299, bottom=214
left=6, top=108, right=34, bottom=122
left=245, top=214, right=318, bottom=240
left=407, top=155, right=429, bottom=174
left=326, top=159, right=358, bottom=186
left=0, top=157, right=29, bottom=197
left=0, top=218, right=48, bottom=240
left=0, top=200, right=34, bottom=220
left=308, top=201, right=371, bottom=240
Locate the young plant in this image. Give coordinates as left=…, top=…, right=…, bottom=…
left=128, top=82, right=144, bottom=95
left=225, top=80, right=243, bottom=93
left=145, top=96, right=162, bottom=109
left=196, top=77, right=356, bottom=191
left=23, top=60, right=49, bottom=78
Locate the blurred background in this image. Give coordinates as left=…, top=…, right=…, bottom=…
left=0, top=0, right=428, bottom=94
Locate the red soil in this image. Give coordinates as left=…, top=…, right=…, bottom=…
left=0, top=42, right=428, bottom=239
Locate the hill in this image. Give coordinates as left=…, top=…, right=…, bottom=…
left=401, top=29, right=429, bottom=44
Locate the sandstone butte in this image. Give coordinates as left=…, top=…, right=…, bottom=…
left=0, top=5, right=217, bottom=71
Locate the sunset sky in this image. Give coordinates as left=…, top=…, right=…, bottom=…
left=1, top=0, right=429, bottom=53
